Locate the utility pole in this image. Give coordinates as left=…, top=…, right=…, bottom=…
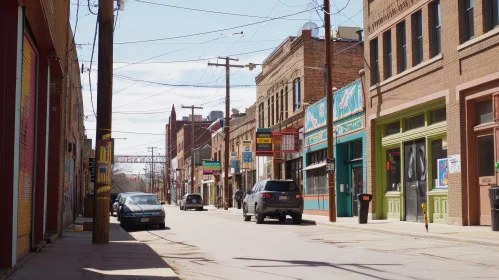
left=324, top=0, right=336, bottom=222
left=92, top=0, right=114, bottom=244
left=148, top=147, right=157, bottom=194
left=181, top=105, right=203, bottom=194
left=208, top=57, right=244, bottom=210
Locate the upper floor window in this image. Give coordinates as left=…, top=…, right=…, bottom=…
left=293, top=78, right=301, bottom=111
left=397, top=21, right=407, bottom=72
left=370, top=38, right=379, bottom=85
left=463, top=0, right=475, bottom=42
left=486, top=0, right=499, bottom=31
left=412, top=10, right=423, bottom=65
left=258, top=102, right=264, bottom=128
left=267, top=97, right=271, bottom=127
left=383, top=30, right=392, bottom=79
left=284, top=87, right=289, bottom=118
left=271, top=95, right=275, bottom=125
left=431, top=0, right=442, bottom=57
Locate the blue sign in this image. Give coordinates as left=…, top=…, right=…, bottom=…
left=242, top=152, right=252, bottom=163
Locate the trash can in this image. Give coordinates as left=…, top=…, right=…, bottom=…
left=357, top=193, right=372, bottom=224
left=488, top=186, right=499, bottom=231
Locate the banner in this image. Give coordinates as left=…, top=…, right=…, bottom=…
left=256, top=128, right=272, bottom=156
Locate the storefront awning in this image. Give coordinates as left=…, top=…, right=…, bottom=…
left=302, top=162, right=326, bottom=171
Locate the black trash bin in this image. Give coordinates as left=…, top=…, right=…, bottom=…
left=357, top=193, right=372, bottom=224
left=489, top=186, right=499, bottom=231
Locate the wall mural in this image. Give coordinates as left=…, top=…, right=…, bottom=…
left=334, top=114, right=365, bottom=138
left=333, top=79, right=362, bottom=121
left=304, top=126, right=327, bottom=148
left=305, top=98, right=327, bottom=132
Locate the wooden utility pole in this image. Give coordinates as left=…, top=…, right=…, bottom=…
left=93, top=0, right=114, bottom=244
left=208, top=57, right=244, bottom=210
left=324, top=0, right=336, bottom=222
left=148, top=147, right=157, bottom=193
left=181, top=105, right=203, bottom=194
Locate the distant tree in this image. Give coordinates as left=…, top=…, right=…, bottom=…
left=111, top=163, right=142, bottom=193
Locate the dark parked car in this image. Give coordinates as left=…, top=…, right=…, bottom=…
left=179, top=194, right=203, bottom=211
left=117, top=192, right=143, bottom=221
left=120, top=193, right=166, bottom=229
left=243, top=180, right=303, bottom=224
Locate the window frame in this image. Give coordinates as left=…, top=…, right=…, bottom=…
left=293, top=78, right=301, bottom=112
left=397, top=21, right=407, bottom=73
left=383, top=30, right=392, bottom=79
left=462, top=0, right=475, bottom=42
left=431, top=0, right=442, bottom=57
left=370, top=37, right=379, bottom=85
left=412, top=10, right=423, bottom=65
left=486, top=0, right=499, bottom=31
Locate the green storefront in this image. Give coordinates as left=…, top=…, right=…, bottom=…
left=375, top=98, right=448, bottom=223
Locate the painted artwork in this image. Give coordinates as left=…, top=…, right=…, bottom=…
left=334, top=114, right=365, bottom=137
left=437, top=158, right=449, bottom=188
left=305, top=98, right=327, bottom=132
left=333, top=80, right=362, bottom=121
left=304, top=126, right=327, bottom=147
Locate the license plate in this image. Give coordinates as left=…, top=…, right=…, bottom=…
left=279, top=196, right=287, bottom=201
left=192, top=200, right=197, bottom=203
left=141, top=218, right=149, bottom=223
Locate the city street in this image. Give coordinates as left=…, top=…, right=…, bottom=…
left=124, top=206, right=499, bottom=280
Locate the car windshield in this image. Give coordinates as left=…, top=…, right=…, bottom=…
left=126, top=195, right=159, bottom=205
left=264, top=181, right=300, bottom=192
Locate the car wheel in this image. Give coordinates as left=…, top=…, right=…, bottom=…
left=278, top=215, right=286, bottom=223
left=255, top=205, right=264, bottom=224
left=243, top=205, right=251, bottom=221
left=159, top=222, right=166, bottom=229
left=292, top=213, right=302, bottom=225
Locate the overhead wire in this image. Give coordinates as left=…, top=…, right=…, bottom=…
left=88, top=16, right=98, bottom=118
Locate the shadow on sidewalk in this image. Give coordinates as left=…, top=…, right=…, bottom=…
left=233, top=257, right=422, bottom=280
left=8, top=222, right=179, bottom=280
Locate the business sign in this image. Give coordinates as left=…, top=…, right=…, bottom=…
left=256, top=128, right=272, bottom=156
left=89, top=158, right=96, bottom=183
left=333, top=80, right=363, bottom=121
left=203, top=160, right=221, bottom=175
left=242, top=140, right=252, bottom=169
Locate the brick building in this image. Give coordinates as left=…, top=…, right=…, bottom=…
left=253, top=27, right=364, bottom=196
left=364, top=0, right=499, bottom=226
left=0, top=0, right=84, bottom=270
left=165, top=105, right=188, bottom=204
left=228, top=105, right=257, bottom=204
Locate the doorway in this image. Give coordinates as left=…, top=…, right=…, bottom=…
left=477, top=133, right=495, bottom=225
left=404, top=139, right=427, bottom=222
left=351, top=166, right=363, bottom=216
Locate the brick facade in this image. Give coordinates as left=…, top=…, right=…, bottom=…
left=364, top=0, right=499, bottom=226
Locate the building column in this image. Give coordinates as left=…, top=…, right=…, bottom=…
left=0, top=2, right=23, bottom=269
left=33, top=56, right=50, bottom=247
left=46, top=78, right=63, bottom=234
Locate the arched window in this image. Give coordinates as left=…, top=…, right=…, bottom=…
left=293, top=78, right=301, bottom=111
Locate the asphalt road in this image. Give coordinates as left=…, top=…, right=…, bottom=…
left=123, top=206, right=499, bottom=280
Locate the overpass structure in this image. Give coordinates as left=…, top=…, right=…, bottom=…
left=114, top=155, right=167, bottom=164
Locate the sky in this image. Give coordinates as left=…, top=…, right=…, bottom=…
left=72, top=0, right=363, bottom=174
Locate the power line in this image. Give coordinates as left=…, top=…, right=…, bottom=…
left=134, top=0, right=314, bottom=21
left=88, top=17, right=98, bottom=118
left=105, top=7, right=317, bottom=45
left=113, top=74, right=255, bottom=88
left=76, top=38, right=286, bottom=46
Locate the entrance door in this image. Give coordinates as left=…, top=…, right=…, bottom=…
left=351, top=166, right=363, bottom=216
left=477, top=133, right=495, bottom=225
left=404, top=140, right=427, bottom=222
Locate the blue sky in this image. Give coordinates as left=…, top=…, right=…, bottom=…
left=72, top=0, right=363, bottom=174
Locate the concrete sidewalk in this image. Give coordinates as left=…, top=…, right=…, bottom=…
left=7, top=219, right=179, bottom=280
left=205, top=205, right=499, bottom=247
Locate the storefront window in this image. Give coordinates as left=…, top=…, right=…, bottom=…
left=476, top=100, right=493, bottom=125
left=307, top=149, right=327, bottom=165
left=350, top=140, right=363, bottom=160
left=386, top=121, right=400, bottom=136
left=386, top=148, right=401, bottom=191
left=478, top=135, right=495, bottom=177
left=430, top=107, right=446, bottom=124
left=431, top=139, right=448, bottom=188
left=405, top=114, right=425, bottom=131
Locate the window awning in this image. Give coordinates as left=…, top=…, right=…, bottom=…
left=302, top=162, right=326, bottom=171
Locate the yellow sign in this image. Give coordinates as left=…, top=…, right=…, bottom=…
left=257, top=138, right=272, bottom=144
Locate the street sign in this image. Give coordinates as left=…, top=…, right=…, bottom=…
left=242, top=140, right=252, bottom=169
left=89, top=158, right=96, bottom=182
left=326, top=158, right=335, bottom=174
left=203, top=160, right=221, bottom=175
